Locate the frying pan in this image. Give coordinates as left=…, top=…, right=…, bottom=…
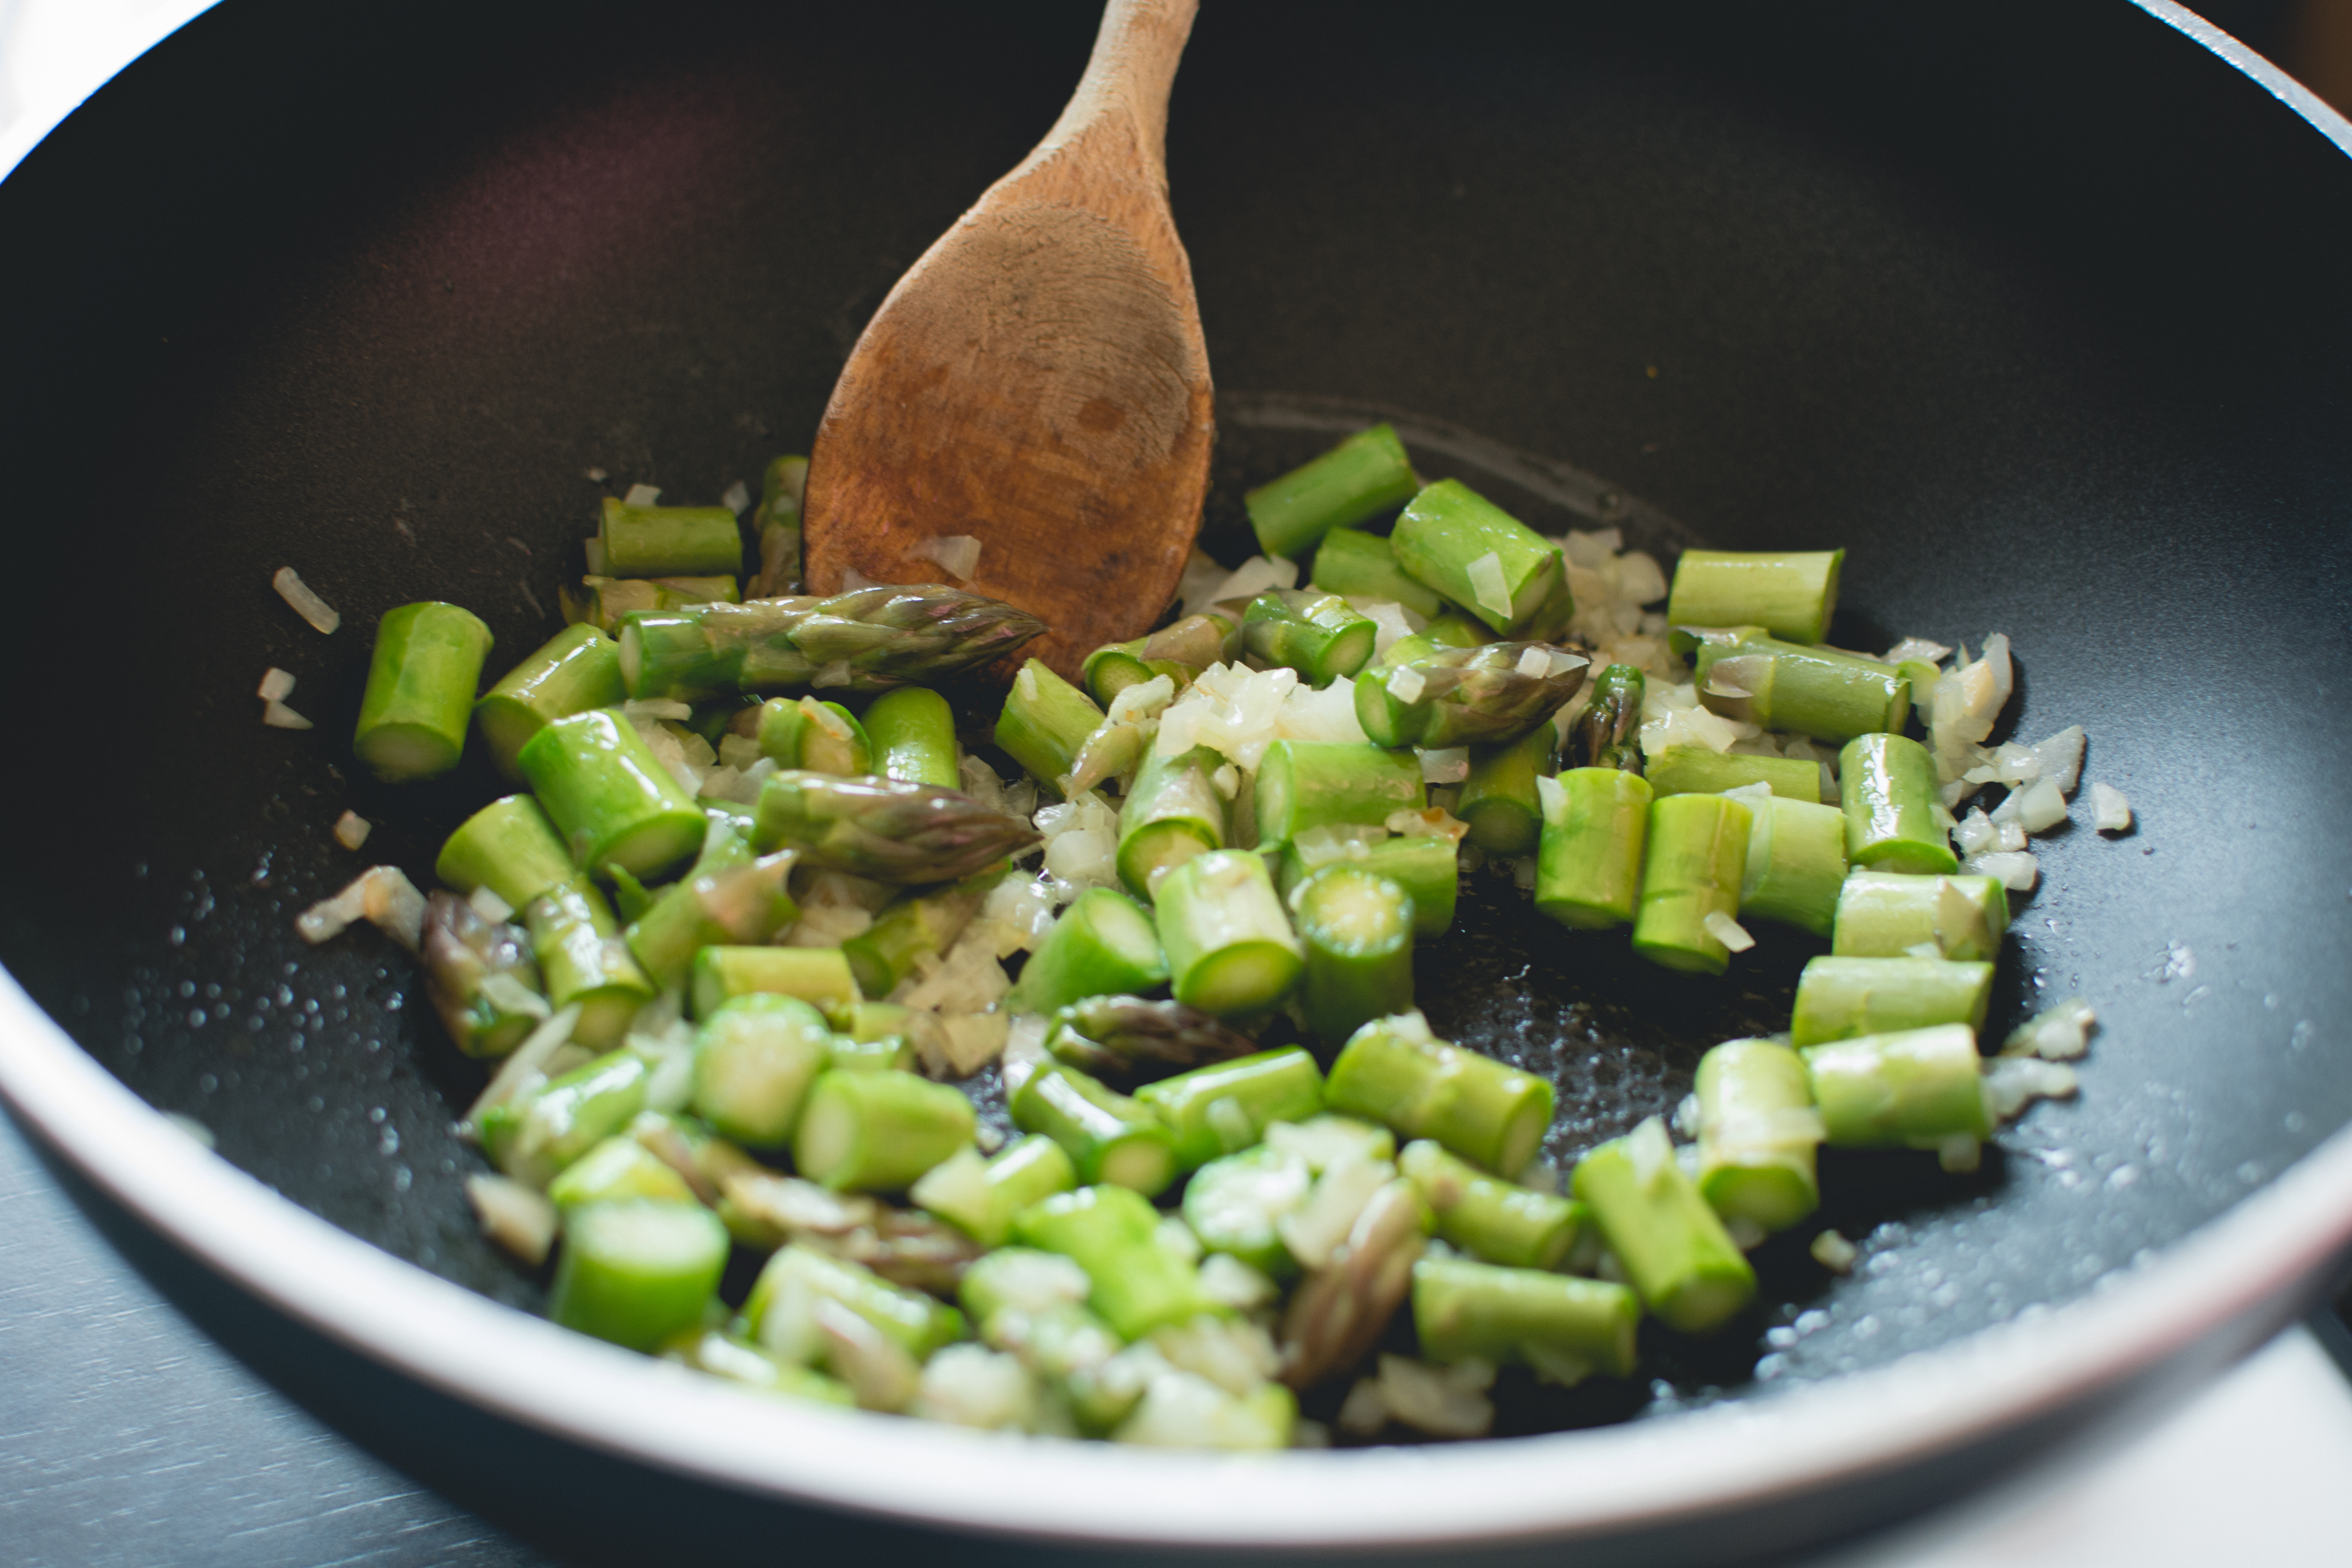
left=3, top=0, right=2351, bottom=1560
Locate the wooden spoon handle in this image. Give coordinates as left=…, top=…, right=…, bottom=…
left=1030, top=0, right=1200, bottom=176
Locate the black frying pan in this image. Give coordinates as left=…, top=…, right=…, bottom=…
left=3, top=0, right=2351, bottom=1561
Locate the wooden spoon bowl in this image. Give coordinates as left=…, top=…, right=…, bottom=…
left=801, top=0, right=1212, bottom=680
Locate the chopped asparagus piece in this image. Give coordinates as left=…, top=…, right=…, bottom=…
left=419, top=891, right=546, bottom=1059
left=1152, top=850, right=1305, bottom=1019
left=1687, top=627, right=1909, bottom=744
left=1241, top=589, right=1378, bottom=684
left=1576, top=664, right=1646, bottom=772
left=1665, top=549, right=1844, bottom=645
left=1246, top=423, right=1419, bottom=560
left=1737, top=795, right=1850, bottom=938
left=1803, top=1023, right=1994, bottom=1148
left=689, top=945, right=860, bottom=1021
left=1354, top=642, right=1584, bottom=750
left=354, top=601, right=494, bottom=783
left=1644, top=747, right=1822, bottom=802
left=1011, top=888, right=1169, bottom=1016
left=1412, top=1255, right=1639, bottom=1380
left=863, top=686, right=962, bottom=789
left=518, top=708, right=707, bottom=881
left=1013, top=1185, right=1217, bottom=1341
left=1254, top=740, right=1424, bottom=851
left=617, top=586, right=1044, bottom=702
left=691, top=993, right=832, bottom=1148
left=1790, top=956, right=1995, bottom=1046
left=1292, top=865, right=1415, bottom=1045
left=1535, top=767, right=1653, bottom=930
left=1116, top=744, right=1227, bottom=897
left=756, top=695, right=874, bottom=776
left=1309, top=526, right=1447, bottom=619
left=1010, top=1064, right=1180, bottom=1197
left=550, top=1200, right=729, bottom=1351
left=1832, top=870, right=2010, bottom=961
left=1571, top=1117, right=1755, bottom=1335
left=1390, top=479, right=1571, bottom=638
left=1841, top=732, right=1957, bottom=874
left=1398, top=1139, right=1584, bottom=1270
left=1630, top=792, right=1752, bottom=974
left=474, top=623, right=625, bottom=782
left=913, top=1135, right=1078, bottom=1248
left=599, top=495, right=743, bottom=577
left=1134, top=1047, right=1326, bottom=1170
left=1043, top=995, right=1259, bottom=1083
left=1694, top=1038, right=1822, bottom=1233
left=1458, top=723, right=1555, bottom=857
left=436, top=794, right=579, bottom=911
left=523, top=882, right=655, bottom=1049
left=1324, top=1011, right=1554, bottom=1178
left=792, top=1069, right=976, bottom=1192
left=995, top=658, right=1105, bottom=797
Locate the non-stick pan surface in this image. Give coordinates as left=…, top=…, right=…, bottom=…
left=2, top=0, right=2350, bottom=1557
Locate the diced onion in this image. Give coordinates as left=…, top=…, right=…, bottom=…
left=263, top=700, right=313, bottom=730
left=721, top=479, right=751, bottom=516
left=1385, top=665, right=1427, bottom=705
left=465, top=1174, right=559, bottom=1266
left=623, top=482, right=662, bottom=506
left=1810, top=1229, right=1858, bottom=1273
left=913, top=534, right=983, bottom=581
left=1419, top=747, right=1469, bottom=784
left=333, top=810, right=371, bottom=850
left=2092, top=781, right=2133, bottom=833
left=1465, top=551, right=1511, bottom=622
left=468, top=886, right=514, bottom=923
left=257, top=667, right=296, bottom=701
left=272, top=567, right=340, bottom=634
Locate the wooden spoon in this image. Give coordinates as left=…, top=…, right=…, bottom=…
left=800, top=0, right=1213, bottom=681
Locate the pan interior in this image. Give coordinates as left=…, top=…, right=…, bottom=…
left=0, top=0, right=2348, bottom=1441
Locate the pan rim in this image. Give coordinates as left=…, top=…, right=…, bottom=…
left=5, top=0, right=2352, bottom=1549
left=5, top=961, right=2352, bottom=1548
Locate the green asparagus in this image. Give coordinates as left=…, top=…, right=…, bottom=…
left=1665, top=549, right=1844, bottom=645
left=1534, top=768, right=1652, bottom=930
left=1292, top=866, right=1416, bottom=1045
left=1241, top=589, right=1378, bottom=684
left=1571, top=1117, right=1755, bottom=1335
left=1245, top=423, right=1419, bottom=559
left=517, top=708, right=707, bottom=881
left=1576, top=663, right=1646, bottom=772
left=1354, top=642, right=1584, bottom=750
left=1630, top=792, right=1752, bottom=974
left=1789, top=956, right=1995, bottom=1046
left=750, top=770, right=1038, bottom=883
left=1152, top=850, right=1304, bottom=1018
left=1390, top=479, right=1572, bottom=638
left=354, top=602, right=494, bottom=782
left=1010, top=889, right=1169, bottom=1017
left=617, top=585, right=1044, bottom=702
left=473, top=622, right=625, bottom=781
left=1324, top=1011, right=1554, bottom=1177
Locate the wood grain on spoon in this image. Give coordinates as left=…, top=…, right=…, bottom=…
left=802, top=0, right=1212, bottom=681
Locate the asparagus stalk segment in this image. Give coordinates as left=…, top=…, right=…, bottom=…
left=487, top=1048, right=654, bottom=1188
left=792, top=1069, right=978, bottom=1192
left=1390, top=479, right=1573, bottom=638
left=1685, top=626, right=1909, bottom=744
left=1576, top=664, right=1646, bottom=773
left=912, top=1135, right=1078, bottom=1248
left=1665, top=549, right=1844, bottom=646
left=567, top=575, right=738, bottom=634
left=1630, top=792, right=1752, bottom=974
left=1279, top=827, right=1460, bottom=937
left=1082, top=641, right=1156, bottom=708
left=742, top=1243, right=966, bottom=1365
left=751, top=769, right=1039, bottom=884
left=691, top=993, right=833, bottom=1147
left=1278, top=1178, right=1431, bottom=1388
left=1309, top=526, right=1447, bottom=619
left=1043, top=995, right=1260, bottom=1084
left=1292, top=866, right=1415, bottom=1045
left=1134, top=1047, right=1326, bottom=1170
left=1645, top=747, right=1822, bottom=802
left=746, top=454, right=809, bottom=597
left=622, top=820, right=798, bottom=989
left=689, top=945, right=861, bottom=1021
left=1802, top=1023, right=1994, bottom=1148
left=436, top=794, right=578, bottom=910
left=1253, top=740, right=1425, bottom=851
left=1458, top=723, right=1556, bottom=857
left=1571, top=1117, right=1756, bottom=1335
left=829, top=1003, right=919, bottom=1073
left=1152, top=850, right=1305, bottom=1019
left=354, top=601, right=494, bottom=783
left=550, top=1199, right=730, bottom=1351
left=523, top=882, right=655, bottom=1048
left=1398, top=1139, right=1584, bottom=1270
left=841, top=872, right=996, bottom=1000
left=1353, top=642, right=1586, bottom=750
left=419, top=891, right=546, bottom=1059
left=616, top=586, right=1046, bottom=702
left=1412, top=1255, right=1640, bottom=1381
left=1116, top=744, right=1227, bottom=897
left=1790, top=956, right=1995, bottom=1046
left=756, top=696, right=873, bottom=776
left=1241, top=589, right=1378, bottom=684
left=995, top=658, right=1105, bottom=798
left=1010, top=1064, right=1181, bottom=1197
left=1841, top=732, right=1958, bottom=874
left=600, top=495, right=744, bottom=577
left=1535, top=768, right=1653, bottom=930
left=1324, top=1010, right=1555, bottom=1177
left=1183, top=1144, right=1314, bottom=1279
left=1144, top=611, right=1243, bottom=671
left=1736, top=795, right=1850, bottom=938
left=546, top=1133, right=699, bottom=1213
left=1012, top=1185, right=1217, bottom=1341
left=518, top=708, right=707, bottom=881
left=1011, top=889, right=1170, bottom=1017
left=1245, top=422, right=1419, bottom=560
left=862, top=685, right=961, bottom=789
left=1694, top=1039, right=1823, bottom=1233
left=1832, top=870, right=2011, bottom=961
left=474, top=623, right=625, bottom=782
